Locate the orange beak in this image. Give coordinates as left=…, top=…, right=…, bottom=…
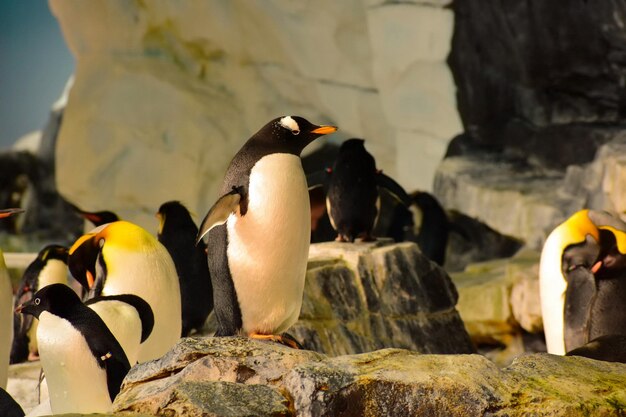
left=311, top=125, right=338, bottom=135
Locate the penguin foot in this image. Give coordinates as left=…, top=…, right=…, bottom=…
left=28, top=352, right=40, bottom=361
left=335, top=235, right=349, bottom=242
left=249, top=333, right=303, bottom=349
left=358, top=232, right=376, bottom=242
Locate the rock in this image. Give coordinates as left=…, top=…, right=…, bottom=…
left=434, top=154, right=584, bottom=250
left=114, top=337, right=626, bottom=417
left=292, top=240, right=475, bottom=355
left=451, top=250, right=544, bottom=366
left=449, top=1, right=626, bottom=170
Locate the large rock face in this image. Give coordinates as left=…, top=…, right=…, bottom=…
left=48, top=0, right=461, bottom=229
left=113, top=337, right=626, bottom=417
left=449, top=1, right=626, bottom=169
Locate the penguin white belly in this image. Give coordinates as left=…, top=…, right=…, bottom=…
left=539, top=232, right=567, bottom=355
left=101, top=246, right=181, bottom=362
left=88, top=300, right=142, bottom=365
left=0, top=253, right=11, bottom=389
left=228, top=153, right=310, bottom=335
left=37, top=312, right=112, bottom=414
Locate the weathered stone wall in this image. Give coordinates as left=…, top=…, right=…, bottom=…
left=49, top=0, right=461, bottom=230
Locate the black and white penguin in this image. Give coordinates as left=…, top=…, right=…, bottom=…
left=0, top=208, right=24, bottom=389
left=11, top=244, right=69, bottom=364
left=68, top=220, right=181, bottom=362
left=157, top=201, right=212, bottom=336
left=16, top=283, right=131, bottom=414
left=540, top=209, right=626, bottom=355
left=0, top=387, right=24, bottom=417
left=308, top=138, right=411, bottom=242
left=196, top=116, right=337, bottom=344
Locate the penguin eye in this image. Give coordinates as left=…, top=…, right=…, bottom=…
left=291, top=129, right=300, bottom=135
left=34, top=298, right=40, bottom=306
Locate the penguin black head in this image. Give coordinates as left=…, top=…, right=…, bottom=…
left=37, top=244, right=69, bottom=264
left=16, top=283, right=80, bottom=319
left=156, top=201, right=196, bottom=237
left=252, top=116, right=337, bottom=156
left=68, top=224, right=108, bottom=294
left=338, top=138, right=366, bottom=152
left=80, top=210, right=120, bottom=227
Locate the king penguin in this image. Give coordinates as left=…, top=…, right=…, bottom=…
left=157, top=201, right=212, bottom=336
left=196, top=116, right=337, bottom=345
left=540, top=209, right=626, bottom=355
left=68, top=220, right=181, bottom=362
left=16, top=283, right=133, bottom=414
left=0, top=208, right=24, bottom=390
left=11, top=244, right=69, bottom=364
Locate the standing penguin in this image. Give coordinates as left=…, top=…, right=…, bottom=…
left=157, top=201, right=212, bottom=336
left=16, top=283, right=131, bottom=414
left=196, top=116, right=337, bottom=344
left=68, top=221, right=181, bottom=362
left=0, top=208, right=24, bottom=390
left=308, top=138, right=411, bottom=242
left=540, top=209, right=626, bottom=355
left=11, top=244, right=69, bottom=364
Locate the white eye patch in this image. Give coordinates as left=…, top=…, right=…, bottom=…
left=279, top=116, right=300, bottom=135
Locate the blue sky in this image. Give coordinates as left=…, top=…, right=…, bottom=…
left=0, top=0, right=74, bottom=149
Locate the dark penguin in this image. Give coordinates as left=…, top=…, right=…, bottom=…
left=16, top=283, right=132, bottom=414
left=308, top=138, right=412, bottom=242
left=566, top=334, right=626, bottom=363
left=157, top=201, right=213, bottom=336
left=11, top=244, right=69, bottom=364
left=540, top=209, right=626, bottom=356
left=196, top=116, right=337, bottom=346
left=325, top=139, right=380, bottom=242
left=0, top=387, right=24, bottom=417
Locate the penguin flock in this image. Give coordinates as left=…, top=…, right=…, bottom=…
left=4, top=112, right=623, bottom=415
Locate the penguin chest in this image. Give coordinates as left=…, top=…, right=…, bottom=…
left=37, top=312, right=112, bottom=414
left=227, top=153, right=310, bottom=335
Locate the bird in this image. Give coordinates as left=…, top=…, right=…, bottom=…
left=11, top=244, right=69, bottom=364
left=540, top=209, right=626, bottom=355
left=68, top=220, right=181, bottom=362
left=156, top=201, right=212, bottom=336
left=78, top=210, right=120, bottom=227
left=307, top=138, right=412, bottom=242
left=0, top=208, right=24, bottom=390
left=0, top=387, right=24, bottom=417
left=16, top=283, right=131, bottom=414
left=196, top=116, right=337, bottom=346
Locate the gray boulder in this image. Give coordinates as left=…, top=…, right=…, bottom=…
left=291, top=240, right=475, bottom=355
left=114, top=337, right=626, bottom=417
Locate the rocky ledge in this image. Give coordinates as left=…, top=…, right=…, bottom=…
left=109, top=337, right=626, bottom=417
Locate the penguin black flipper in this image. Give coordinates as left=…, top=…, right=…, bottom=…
left=196, top=187, right=243, bottom=244
left=566, top=334, right=626, bottom=363
left=375, top=172, right=412, bottom=207
left=10, top=275, right=35, bottom=363
left=413, top=191, right=450, bottom=266
left=206, top=224, right=242, bottom=336
left=563, top=267, right=597, bottom=352
left=0, top=387, right=24, bottom=417
left=86, top=294, right=154, bottom=343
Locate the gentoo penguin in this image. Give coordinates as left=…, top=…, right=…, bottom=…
left=16, top=283, right=131, bottom=414
left=540, top=209, right=626, bottom=355
left=68, top=220, right=181, bottom=362
left=0, top=387, right=24, bottom=417
left=308, top=138, right=411, bottom=242
left=11, top=244, right=69, bottom=364
left=0, top=208, right=24, bottom=390
left=196, top=116, right=337, bottom=344
left=85, top=294, right=154, bottom=365
left=157, top=201, right=212, bottom=336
